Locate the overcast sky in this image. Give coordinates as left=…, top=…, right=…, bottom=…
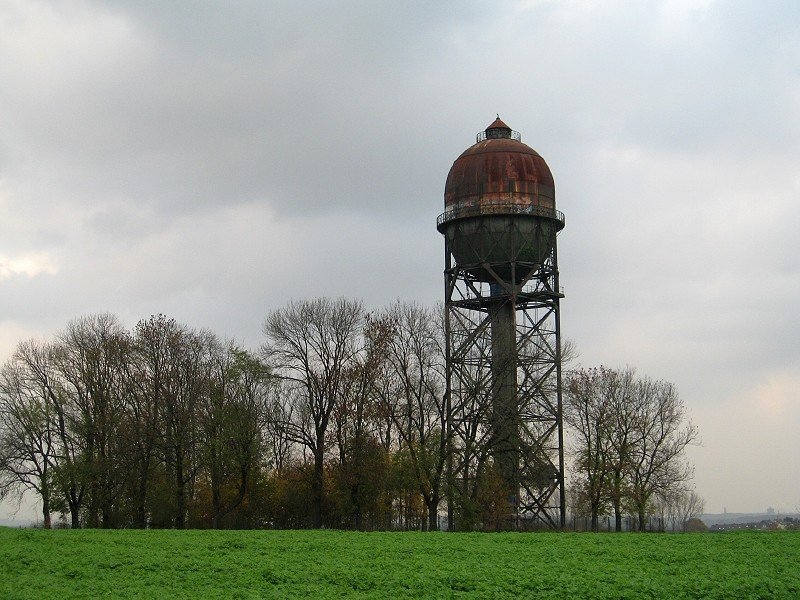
left=1, top=0, right=798, bottom=521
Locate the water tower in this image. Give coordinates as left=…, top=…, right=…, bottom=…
left=438, top=117, right=565, bottom=529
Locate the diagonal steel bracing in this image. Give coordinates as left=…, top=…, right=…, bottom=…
left=443, top=218, right=565, bottom=531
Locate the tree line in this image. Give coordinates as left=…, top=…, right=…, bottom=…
left=0, top=298, right=699, bottom=530
left=564, top=366, right=701, bottom=532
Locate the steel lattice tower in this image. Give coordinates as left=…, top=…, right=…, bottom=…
left=438, top=118, right=565, bottom=530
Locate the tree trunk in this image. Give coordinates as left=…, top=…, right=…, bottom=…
left=68, top=487, right=81, bottom=529
left=611, top=473, right=623, bottom=532
left=41, top=486, right=52, bottom=530
left=68, top=499, right=80, bottom=528
left=175, top=449, right=186, bottom=529
left=427, top=494, right=439, bottom=531
left=638, top=507, right=647, bottom=532
left=137, top=470, right=148, bottom=528
left=211, top=460, right=222, bottom=529
left=213, top=465, right=248, bottom=530
left=312, top=448, right=324, bottom=529
left=350, top=483, right=362, bottom=531
left=87, top=487, right=99, bottom=528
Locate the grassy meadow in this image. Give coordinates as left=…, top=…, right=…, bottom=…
left=1, top=527, right=797, bottom=599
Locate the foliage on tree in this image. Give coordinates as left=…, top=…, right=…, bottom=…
left=683, top=517, right=708, bottom=532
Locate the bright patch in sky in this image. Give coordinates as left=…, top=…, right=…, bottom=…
left=0, top=253, right=58, bottom=280
left=747, top=371, right=800, bottom=419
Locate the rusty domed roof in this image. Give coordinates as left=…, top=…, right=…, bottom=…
left=444, top=119, right=554, bottom=210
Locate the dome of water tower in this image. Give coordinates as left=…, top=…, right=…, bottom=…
left=443, top=117, right=556, bottom=215
left=437, top=118, right=563, bottom=284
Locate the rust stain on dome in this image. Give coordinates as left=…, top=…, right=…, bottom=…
left=444, top=119, right=555, bottom=213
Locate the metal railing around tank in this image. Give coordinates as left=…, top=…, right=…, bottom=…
left=437, top=203, right=565, bottom=228
left=476, top=130, right=522, bottom=142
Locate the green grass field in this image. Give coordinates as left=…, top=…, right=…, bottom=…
left=1, top=528, right=797, bottom=599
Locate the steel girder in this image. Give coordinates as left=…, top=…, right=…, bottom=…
left=444, top=219, right=565, bottom=531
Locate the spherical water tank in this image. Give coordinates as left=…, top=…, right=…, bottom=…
left=437, top=118, right=564, bottom=283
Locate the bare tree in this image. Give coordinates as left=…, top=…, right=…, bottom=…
left=665, top=488, right=706, bottom=532
left=627, top=376, right=698, bottom=531
left=604, top=367, right=638, bottom=532
left=262, top=297, right=364, bottom=528
left=156, top=322, right=210, bottom=529
left=563, top=367, right=614, bottom=531
left=52, top=314, right=133, bottom=528
left=0, top=342, right=60, bottom=528
left=331, top=313, right=393, bottom=529
left=263, top=382, right=295, bottom=476
left=9, top=340, right=86, bottom=527
left=564, top=366, right=698, bottom=533
left=380, top=302, right=448, bottom=531
left=124, top=315, right=174, bottom=528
